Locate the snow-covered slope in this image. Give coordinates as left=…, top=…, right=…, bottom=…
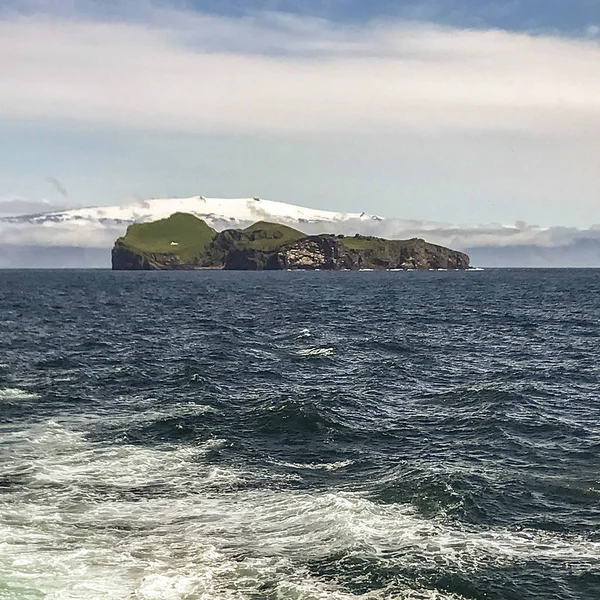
left=5, top=196, right=382, bottom=230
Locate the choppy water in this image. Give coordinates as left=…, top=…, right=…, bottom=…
left=1, top=269, right=599, bottom=600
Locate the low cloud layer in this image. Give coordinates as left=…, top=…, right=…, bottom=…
left=1, top=11, right=600, bottom=135
left=2, top=203, right=600, bottom=267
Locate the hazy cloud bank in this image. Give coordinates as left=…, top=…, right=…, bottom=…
left=2, top=208, right=600, bottom=267
left=1, top=11, right=600, bottom=135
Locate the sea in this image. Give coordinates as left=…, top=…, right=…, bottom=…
left=0, top=268, right=599, bottom=600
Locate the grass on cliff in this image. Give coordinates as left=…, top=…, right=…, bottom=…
left=122, top=213, right=217, bottom=261
left=241, top=221, right=305, bottom=251
left=338, top=235, right=418, bottom=251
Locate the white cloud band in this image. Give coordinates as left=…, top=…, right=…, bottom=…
left=1, top=11, right=600, bottom=134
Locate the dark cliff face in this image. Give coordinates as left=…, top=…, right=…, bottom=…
left=223, top=248, right=276, bottom=270
left=111, top=215, right=470, bottom=271
left=111, top=240, right=202, bottom=270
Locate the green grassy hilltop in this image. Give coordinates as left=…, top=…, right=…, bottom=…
left=242, top=221, right=305, bottom=250
left=119, top=212, right=217, bottom=262
left=113, top=213, right=307, bottom=269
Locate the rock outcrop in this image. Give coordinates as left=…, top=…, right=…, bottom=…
left=273, top=235, right=470, bottom=271
left=111, top=213, right=470, bottom=271
left=111, top=240, right=191, bottom=270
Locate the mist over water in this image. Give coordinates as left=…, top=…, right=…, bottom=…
left=1, top=269, right=599, bottom=599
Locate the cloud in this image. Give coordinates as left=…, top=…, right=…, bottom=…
left=3, top=213, right=600, bottom=267
left=306, top=218, right=600, bottom=253
left=1, top=197, right=599, bottom=254
left=0, top=11, right=600, bottom=135
left=464, top=240, right=600, bottom=268
left=0, top=218, right=124, bottom=248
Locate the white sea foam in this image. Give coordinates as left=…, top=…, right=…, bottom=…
left=296, top=347, right=335, bottom=357
left=0, top=387, right=39, bottom=402
left=1, top=420, right=599, bottom=599
left=275, top=459, right=355, bottom=471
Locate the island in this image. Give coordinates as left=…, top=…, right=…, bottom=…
left=111, top=212, right=470, bottom=270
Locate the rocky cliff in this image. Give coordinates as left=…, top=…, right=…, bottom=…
left=112, top=213, right=470, bottom=271
left=274, top=235, right=470, bottom=270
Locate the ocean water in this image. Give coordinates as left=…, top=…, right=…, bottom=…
left=0, top=268, right=599, bottom=600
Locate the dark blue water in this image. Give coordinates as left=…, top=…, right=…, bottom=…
left=1, top=269, right=599, bottom=599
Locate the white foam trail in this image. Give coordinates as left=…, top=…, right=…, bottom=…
left=275, top=459, right=355, bottom=471
left=1, top=420, right=598, bottom=599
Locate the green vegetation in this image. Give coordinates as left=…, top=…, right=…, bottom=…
left=117, top=213, right=306, bottom=267
left=241, top=221, right=304, bottom=251
left=339, top=235, right=416, bottom=252
left=121, top=212, right=217, bottom=262
left=339, top=235, right=388, bottom=251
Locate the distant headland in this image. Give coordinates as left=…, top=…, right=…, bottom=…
left=111, top=212, right=470, bottom=271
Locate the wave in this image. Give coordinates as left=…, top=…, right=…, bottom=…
left=34, top=355, right=83, bottom=370
left=253, top=398, right=347, bottom=438
left=2, top=266, right=600, bottom=599
left=1, top=422, right=598, bottom=599
left=0, top=387, right=39, bottom=402
left=274, top=459, right=355, bottom=472
left=296, top=347, right=334, bottom=358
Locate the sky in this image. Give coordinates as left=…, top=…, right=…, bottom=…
left=0, top=0, right=599, bottom=234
